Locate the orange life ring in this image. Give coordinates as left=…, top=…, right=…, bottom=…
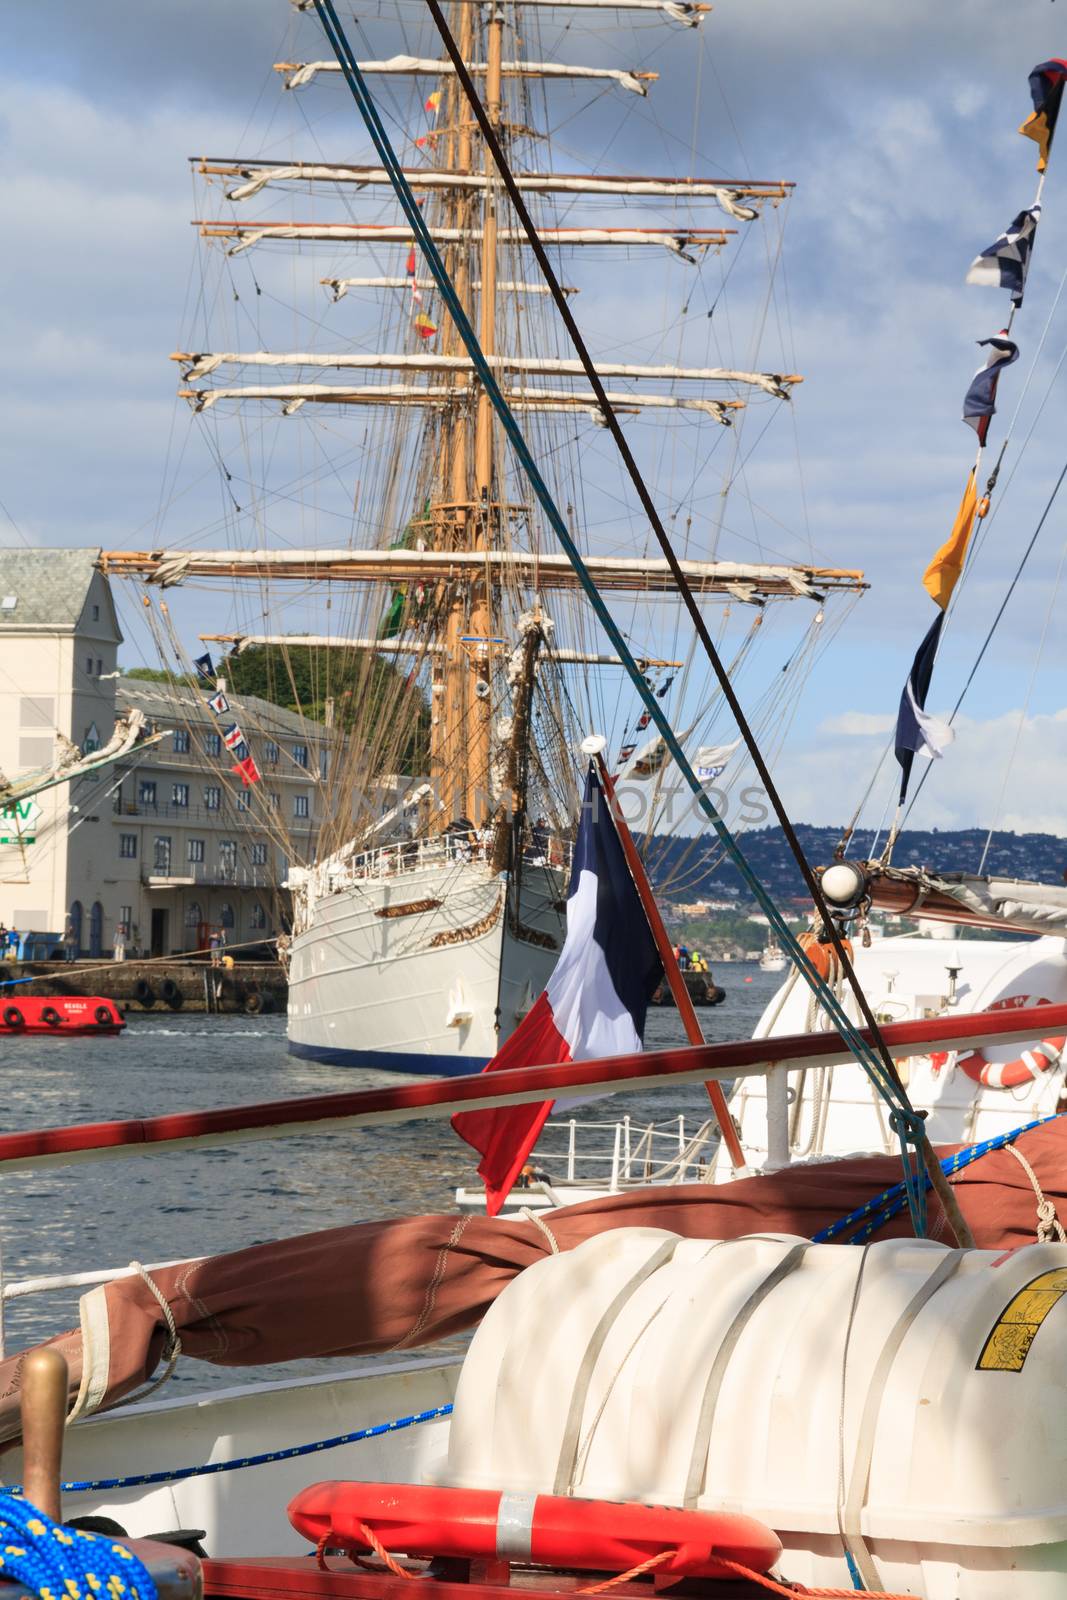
left=288, top=1481, right=782, bottom=1582
left=930, top=994, right=1067, bottom=1089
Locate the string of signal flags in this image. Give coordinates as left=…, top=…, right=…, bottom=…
left=889, top=59, right=1067, bottom=832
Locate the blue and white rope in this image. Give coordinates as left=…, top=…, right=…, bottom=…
left=812, top=1114, right=1062, bottom=1246
left=28, top=1403, right=454, bottom=1498
left=0, top=1491, right=156, bottom=1600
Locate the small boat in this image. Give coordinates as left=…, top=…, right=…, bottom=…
left=0, top=996, right=124, bottom=1035
left=758, top=933, right=787, bottom=973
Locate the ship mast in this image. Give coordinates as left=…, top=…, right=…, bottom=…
left=430, top=0, right=498, bottom=826
left=150, top=5, right=825, bottom=860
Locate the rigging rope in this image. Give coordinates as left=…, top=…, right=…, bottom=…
left=309, top=0, right=945, bottom=1236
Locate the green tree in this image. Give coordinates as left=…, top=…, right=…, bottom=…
left=224, top=645, right=429, bottom=775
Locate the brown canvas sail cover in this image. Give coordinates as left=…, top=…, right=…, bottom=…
left=1, top=1119, right=1063, bottom=1445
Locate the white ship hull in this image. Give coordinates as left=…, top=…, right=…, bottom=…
left=287, top=845, right=566, bottom=1073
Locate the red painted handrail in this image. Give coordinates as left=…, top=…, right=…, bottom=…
left=0, top=1004, right=1064, bottom=1171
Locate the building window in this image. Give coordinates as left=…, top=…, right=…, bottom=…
left=205, top=732, right=222, bottom=757
left=20, top=697, right=54, bottom=729
left=219, top=839, right=237, bottom=874
left=154, top=836, right=172, bottom=874
left=236, top=789, right=250, bottom=812
left=204, top=786, right=221, bottom=811
left=185, top=899, right=202, bottom=929
left=172, top=783, right=189, bottom=808
left=319, top=748, right=328, bottom=779
left=96, top=659, right=103, bottom=676
left=250, top=842, right=267, bottom=866
left=292, top=743, right=308, bottom=768
left=119, top=904, right=132, bottom=934
left=265, top=740, right=279, bottom=765
left=92, top=605, right=100, bottom=622
left=219, top=901, right=235, bottom=929
left=269, top=791, right=280, bottom=810
left=249, top=902, right=267, bottom=930
left=187, top=838, right=205, bottom=864
left=293, top=794, right=310, bottom=819
left=119, top=834, right=137, bottom=859
left=138, top=780, right=156, bottom=806
left=173, top=729, right=190, bottom=754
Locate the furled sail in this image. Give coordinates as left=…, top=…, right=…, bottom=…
left=204, top=221, right=734, bottom=256
left=101, top=549, right=864, bottom=599
left=176, top=382, right=745, bottom=424
left=174, top=349, right=800, bottom=398
left=276, top=55, right=657, bottom=94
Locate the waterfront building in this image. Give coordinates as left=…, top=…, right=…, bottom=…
left=0, top=549, right=321, bottom=957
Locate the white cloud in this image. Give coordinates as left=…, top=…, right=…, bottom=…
left=818, top=711, right=895, bottom=737
left=777, top=706, right=1067, bottom=835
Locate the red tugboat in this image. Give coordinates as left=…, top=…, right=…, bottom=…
left=0, top=997, right=124, bottom=1036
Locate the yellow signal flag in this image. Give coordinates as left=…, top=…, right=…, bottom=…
left=922, top=469, right=978, bottom=610
left=1019, top=109, right=1054, bottom=171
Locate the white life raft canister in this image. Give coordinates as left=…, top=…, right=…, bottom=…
left=446, top=1227, right=1067, bottom=1600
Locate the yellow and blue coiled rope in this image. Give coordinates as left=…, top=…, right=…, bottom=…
left=0, top=1494, right=156, bottom=1600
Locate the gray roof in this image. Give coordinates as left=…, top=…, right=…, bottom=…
left=0, top=547, right=102, bottom=629
left=117, top=678, right=322, bottom=740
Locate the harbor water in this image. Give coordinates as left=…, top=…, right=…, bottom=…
left=0, top=967, right=784, bottom=1384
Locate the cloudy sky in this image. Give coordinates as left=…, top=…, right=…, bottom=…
left=5, top=0, right=1067, bottom=842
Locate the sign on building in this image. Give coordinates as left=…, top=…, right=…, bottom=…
left=0, top=798, right=42, bottom=845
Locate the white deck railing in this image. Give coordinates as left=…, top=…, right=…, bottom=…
left=291, top=834, right=572, bottom=905
left=533, top=1115, right=719, bottom=1189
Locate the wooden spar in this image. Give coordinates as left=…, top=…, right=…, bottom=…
left=199, top=633, right=443, bottom=656
left=197, top=221, right=734, bottom=246
left=0, top=1004, right=1062, bottom=1173
left=273, top=59, right=660, bottom=89
left=176, top=385, right=745, bottom=423
left=866, top=874, right=1046, bottom=935
left=321, top=277, right=578, bottom=296
left=99, top=549, right=866, bottom=597
left=595, top=753, right=747, bottom=1172
left=172, top=351, right=791, bottom=387
left=199, top=632, right=684, bottom=668
left=196, top=159, right=794, bottom=201
left=290, top=0, right=711, bottom=15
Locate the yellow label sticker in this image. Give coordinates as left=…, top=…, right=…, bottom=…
left=977, top=1267, right=1067, bottom=1373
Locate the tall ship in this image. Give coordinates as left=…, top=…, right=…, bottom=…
left=100, top=0, right=865, bottom=1071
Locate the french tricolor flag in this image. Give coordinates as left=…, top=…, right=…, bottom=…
left=452, top=764, right=662, bottom=1214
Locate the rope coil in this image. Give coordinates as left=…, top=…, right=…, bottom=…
left=0, top=1492, right=157, bottom=1600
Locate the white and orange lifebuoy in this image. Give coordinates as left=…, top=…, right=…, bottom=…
left=931, top=994, right=1067, bottom=1090
left=288, top=1481, right=782, bottom=1582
